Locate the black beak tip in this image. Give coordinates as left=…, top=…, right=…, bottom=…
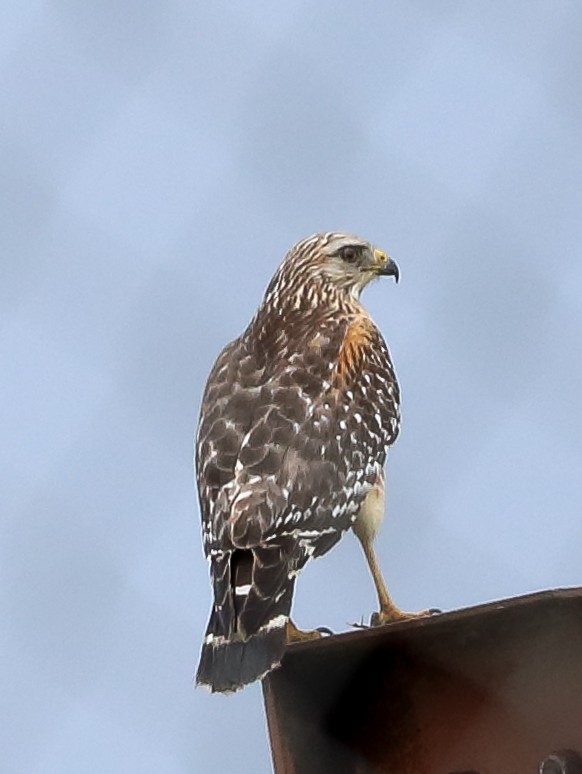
left=381, top=257, right=400, bottom=283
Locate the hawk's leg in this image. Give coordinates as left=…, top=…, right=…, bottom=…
left=358, top=537, right=433, bottom=624
left=354, top=481, right=433, bottom=625
left=285, top=619, right=323, bottom=643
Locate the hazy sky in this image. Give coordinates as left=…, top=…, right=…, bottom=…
left=2, top=2, right=582, bottom=772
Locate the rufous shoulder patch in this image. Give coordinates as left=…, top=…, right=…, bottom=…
left=335, top=316, right=375, bottom=386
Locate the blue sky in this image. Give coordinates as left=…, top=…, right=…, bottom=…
left=2, top=2, right=582, bottom=772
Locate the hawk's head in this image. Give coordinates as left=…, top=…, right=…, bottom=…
left=269, top=233, right=399, bottom=308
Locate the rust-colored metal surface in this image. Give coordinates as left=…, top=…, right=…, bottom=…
left=262, top=588, right=582, bottom=774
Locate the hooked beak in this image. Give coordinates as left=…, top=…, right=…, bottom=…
left=373, top=249, right=400, bottom=283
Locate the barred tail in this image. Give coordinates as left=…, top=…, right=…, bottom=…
left=196, top=609, right=288, bottom=693
left=196, top=547, right=296, bottom=693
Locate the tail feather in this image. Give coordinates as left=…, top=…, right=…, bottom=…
left=196, top=544, right=299, bottom=692
left=196, top=614, right=287, bottom=693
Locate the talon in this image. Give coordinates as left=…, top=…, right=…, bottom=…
left=315, top=626, right=334, bottom=636
left=286, top=619, right=324, bottom=643
left=370, top=611, right=388, bottom=627
left=370, top=606, right=438, bottom=627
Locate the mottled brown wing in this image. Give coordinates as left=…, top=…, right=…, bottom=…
left=196, top=310, right=398, bottom=643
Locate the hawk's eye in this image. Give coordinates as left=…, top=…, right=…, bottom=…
left=339, top=246, right=359, bottom=264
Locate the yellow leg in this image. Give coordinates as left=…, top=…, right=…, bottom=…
left=353, top=480, right=435, bottom=626
left=285, top=619, right=323, bottom=643
left=359, top=538, right=433, bottom=625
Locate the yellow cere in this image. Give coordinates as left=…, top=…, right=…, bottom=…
left=373, top=249, right=388, bottom=267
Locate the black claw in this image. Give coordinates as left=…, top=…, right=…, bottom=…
left=429, top=608, right=442, bottom=615
left=315, top=626, right=334, bottom=636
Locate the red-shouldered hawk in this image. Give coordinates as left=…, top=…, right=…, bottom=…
left=195, top=232, right=431, bottom=693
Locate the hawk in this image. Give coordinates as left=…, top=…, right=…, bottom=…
left=195, top=232, right=429, bottom=693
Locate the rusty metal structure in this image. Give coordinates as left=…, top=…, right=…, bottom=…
left=263, top=588, right=582, bottom=773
